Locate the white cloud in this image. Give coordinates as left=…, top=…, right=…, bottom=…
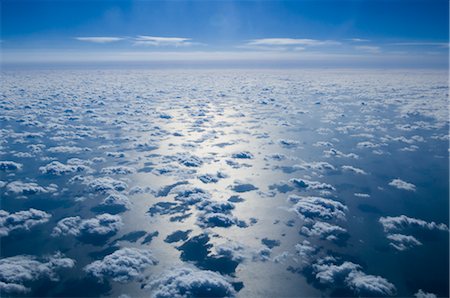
left=145, top=267, right=236, bottom=298
left=341, top=165, right=367, bottom=175
left=0, top=253, right=75, bottom=294
left=0, top=161, right=22, bottom=171
left=289, top=195, right=348, bottom=222
left=414, top=289, right=437, bottom=298
left=75, top=37, right=124, bottom=43
left=386, top=233, right=422, bottom=251
left=84, top=248, right=157, bottom=283
left=355, top=46, right=381, bottom=54
left=5, top=181, right=58, bottom=196
left=0, top=208, right=51, bottom=236
left=134, top=36, right=194, bottom=47
left=52, top=213, right=123, bottom=238
left=388, top=179, right=416, bottom=191
left=313, top=257, right=396, bottom=296
left=246, top=38, right=341, bottom=47
left=379, top=215, right=448, bottom=233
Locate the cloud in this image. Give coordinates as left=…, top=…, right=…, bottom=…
left=379, top=215, right=448, bottom=233
left=0, top=253, right=75, bottom=294
left=70, top=175, right=128, bottom=193
left=75, top=37, right=124, bottom=43
left=0, top=208, right=51, bottom=236
left=289, top=178, right=336, bottom=191
left=388, top=179, right=416, bottom=191
left=145, top=267, right=236, bottom=298
left=390, top=42, right=449, bottom=47
left=341, top=165, right=367, bottom=175
left=100, top=166, right=136, bottom=175
left=84, top=248, right=157, bottom=283
left=134, top=36, right=194, bottom=47
left=0, top=161, right=22, bottom=171
left=52, top=213, right=123, bottom=241
left=354, top=46, right=381, bottom=54
left=246, top=38, right=340, bottom=47
left=47, top=146, right=90, bottom=154
left=301, top=221, right=348, bottom=244
left=289, top=195, right=348, bottom=222
left=414, top=289, right=437, bottom=298
left=39, top=161, right=92, bottom=176
left=312, top=257, right=396, bottom=296
left=386, top=234, right=422, bottom=251
left=5, top=181, right=58, bottom=196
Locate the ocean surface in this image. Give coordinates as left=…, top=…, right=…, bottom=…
left=0, top=69, right=448, bottom=297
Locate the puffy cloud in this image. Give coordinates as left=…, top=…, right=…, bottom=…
left=289, top=178, right=335, bottom=191
left=52, top=214, right=123, bottom=239
left=290, top=195, right=347, bottom=221
left=47, top=146, right=89, bottom=154
left=39, top=161, right=92, bottom=175
left=5, top=181, right=58, bottom=196
left=100, top=166, right=136, bottom=175
left=386, top=234, right=422, bottom=251
left=379, top=215, right=448, bottom=233
left=70, top=175, right=128, bottom=193
left=0, top=161, right=22, bottom=171
left=414, top=289, right=437, bottom=298
left=301, top=221, right=348, bottom=244
left=324, top=148, right=359, bottom=159
left=0, top=208, right=51, bottom=236
left=0, top=253, right=75, bottom=294
left=96, top=193, right=131, bottom=213
left=341, top=165, right=367, bottom=175
left=84, top=248, right=157, bottom=283
left=295, top=240, right=318, bottom=267
left=312, top=257, right=396, bottom=296
left=145, top=267, right=236, bottom=298
left=346, top=270, right=396, bottom=296
left=388, top=179, right=416, bottom=191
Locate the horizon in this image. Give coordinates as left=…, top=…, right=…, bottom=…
left=1, top=0, right=449, bottom=68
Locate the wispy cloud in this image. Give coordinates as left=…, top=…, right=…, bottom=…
left=390, top=42, right=449, bottom=47
left=354, top=45, right=381, bottom=54
left=133, top=36, right=195, bottom=47
left=75, top=37, right=124, bottom=43
left=348, top=38, right=370, bottom=42
left=246, top=38, right=341, bottom=47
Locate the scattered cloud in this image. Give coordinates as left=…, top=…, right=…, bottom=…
left=84, top=248, right=157, bottom=283
left=0, top=209, right=51, bottom=237
left=145, top=267, right=236, bottom=298
left=0, top=253, right=75, bottom=294
left=75, top=37, right=124, bottom=43
left=388, top=179, right=416, bottom=191
left=355, top=45, right=381, bottom=54
left=134, top=36, right=194, bottom=47
left=246, top=38, right=341, bottom=47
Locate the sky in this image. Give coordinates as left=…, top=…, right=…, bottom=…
left=1, top=0, right=449, bottom=68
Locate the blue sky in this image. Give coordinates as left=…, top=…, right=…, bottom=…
left=1, top=0, right=448, bottom=67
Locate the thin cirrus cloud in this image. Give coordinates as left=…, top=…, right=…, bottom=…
left=75, top=36, right=197, bottom=47
left=245, top=38, right=341, bottom=47
left=133, top=36, right=195, bottom=47
left=354, top=45, right=381, bottom=54
left=75, top=37, right=125, bottom=43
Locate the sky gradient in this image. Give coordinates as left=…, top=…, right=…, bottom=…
left=1, top=0, right=449, bottom=68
